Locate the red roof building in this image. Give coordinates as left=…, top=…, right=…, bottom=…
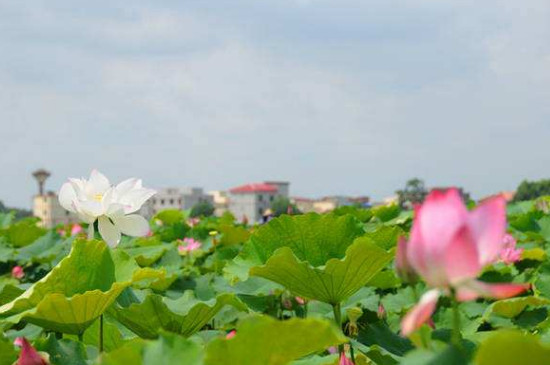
left=229, top=183, right=279, bottom=194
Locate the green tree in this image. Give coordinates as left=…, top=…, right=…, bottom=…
left=513, top=179, right=550, bottom=202
left=190, top=200, right=215, bottom=218
left=396, top=178, right=428, bottom=209
left=270, top=197, right=301, bottom=217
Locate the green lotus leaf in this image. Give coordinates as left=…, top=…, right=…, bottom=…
left=251, top=238, right=392, bottom=305
left=109, top=292, right=248, bottom=339
left=0, top=239, right=162, bottom=334
left=98, top=333, right=202, bottom=365
left=226, top=214, right=391, bottom=304
left=124, top=244, right=173, bottom=267
left=482, top=296, right=550, bottom=320
left=226, top=214, right=363, bottom=278
left=204, top=315, right=347, bottom=365
left=475, top=330, right=550, bottom=365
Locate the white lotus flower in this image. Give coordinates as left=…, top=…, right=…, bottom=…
left=58, top=169, right=156, bottom=247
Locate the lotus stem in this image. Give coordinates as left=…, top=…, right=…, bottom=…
left=88, top=222, right=95, bottom=241
left=450, top=289, right=462, bottom=348
left=332, top=303, right=344, bottom=355
left=99, top=314, right=104, bottom=352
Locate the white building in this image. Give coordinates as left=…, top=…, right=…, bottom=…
left=33, top=192, right=79, bottom=228
left=228, top=182, right=289, bottom=223
left=141, top=187, right=214, bottom=218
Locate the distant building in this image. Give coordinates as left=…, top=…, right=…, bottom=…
left=209, top=190, right=229, bottom=216
left=33, top=192, right=79, bottom=228
left=292, top=197, right=315, bottom=213
left=229, top=182, right=289, bottom=222
left=141, top=187, right=213, bottom=218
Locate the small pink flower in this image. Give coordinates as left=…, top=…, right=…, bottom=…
left=339, top=354, right=354, bottom=365
left=295, top=297, right=305, bottom=305
left=57, top=228, right=66, bottom=236
left=178, top=238, right=202, bottom=253
left=70, top=224, right=83, bottom=236
left=14, top=337, right=49, bottom=365
left=226, top=330, right=236, bottom=339
left=499, top=234, right=523, bottom=264
left=328, top=346, right=338, bottom=354
left=187, top=218, right=200, bottom=227
left=12, top=266, right=24, bottom=280
left=146, top=230, right=153, bottom=237
left=377, top=304, right=386, bottom=319
left=400, top=189, right=529, bottom=336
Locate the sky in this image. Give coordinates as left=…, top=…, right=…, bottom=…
left=1, top=0, right=549, bottom=208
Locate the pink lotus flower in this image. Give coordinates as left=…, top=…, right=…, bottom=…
left=226, top=330, right=236, bottom=339
left=500, top=233, right=523, bottom=264
left=12, top=266, right=24, bottom=280
left=339, top=354, right=354, bottom=365
left=400, top=189, right=529, bottom=336
left=295, top=297, right=305, bottom=305
left=70, top=224, right=83, bottom=236
left=178, top=238, right=202, bottom=253
left=14, top=337, right=49, bottom=365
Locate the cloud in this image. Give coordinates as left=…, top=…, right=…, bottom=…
left=1, top=0, right=549, bottom=207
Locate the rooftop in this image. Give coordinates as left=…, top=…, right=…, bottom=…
left=229, top=183, right=278, bottom=194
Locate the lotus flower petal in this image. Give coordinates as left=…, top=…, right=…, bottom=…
left=401, top=289, right=440, bottom=336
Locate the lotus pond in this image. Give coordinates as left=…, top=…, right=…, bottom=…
left=1, top=191, right=550, bottom=364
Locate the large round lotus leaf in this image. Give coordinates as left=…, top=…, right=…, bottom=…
left=226, top=214, right=392, bottom=304
left=205, top=315, right=347, bottom=365
left=0, top=239, right=162, bottom=334
left=109, top=292, right=248, bottom=339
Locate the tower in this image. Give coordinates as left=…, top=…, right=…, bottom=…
left=32, top=169, right=51, bottom=196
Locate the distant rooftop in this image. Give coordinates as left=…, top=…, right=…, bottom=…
left=229, top=183, right=278, bottom=194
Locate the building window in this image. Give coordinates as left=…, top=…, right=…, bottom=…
left=270, top=195, right=274, bottom=202
left=161, top=199, right=165, bottom=205
left=170, top=199, right=174, bottom=205
left=258, top=195, right=263, bottom=202
left=259, top=208, right=263, bottom=215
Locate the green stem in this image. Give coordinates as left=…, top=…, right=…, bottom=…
left=78, top=333, right=83, bottom=342
left=411, top=286, right=430, bottom=349
left=450, top=290, right=462, bottom=348
left=99, top=314, right=104, bottom=352
left=332, top=303, right=344, bottom=355
left=88, top=222, right=95, bottom=241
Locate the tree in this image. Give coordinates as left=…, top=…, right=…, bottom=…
left=189, top=200, right=215, bottom=218
left=513, top=179, right=550, bottom=202
left=396, top=178, right=428, bottom=209
left=0, top=200, right=32, bottom=220
left=270, top=197, right=301, bottom=217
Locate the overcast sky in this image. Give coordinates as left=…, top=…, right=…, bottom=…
left=1, top=0, right=549, bottom=208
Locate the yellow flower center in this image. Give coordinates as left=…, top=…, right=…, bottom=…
left=93, top=194, right=103, bottom=202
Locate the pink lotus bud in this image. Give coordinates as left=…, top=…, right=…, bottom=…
left=12, top=266, right=24, bottom=280
left=377, top=304, right=386, bottom=319
left=400, top=189, right=529, bottom=336
left=70, top=224, right=83, bottom=236
left=226, top=330, right=236, bottom=339
left=14, top=337, right=49, bottom=365
left=339, top=354, right=354, bottom=365
left=295, top=297, right=305, bottom=305
left=327, top=346, right=338, bottom=354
